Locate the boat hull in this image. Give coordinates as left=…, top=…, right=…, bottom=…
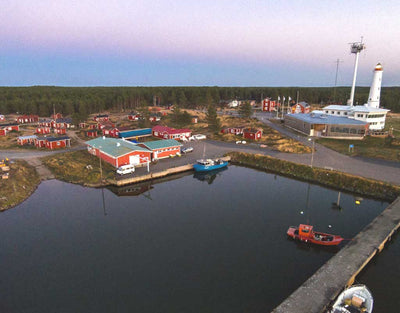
left=330, top=284, right=373, bottom=313
left=287, top=226, right=344, bottom=246
left=193, top=161, right=228, bottom=172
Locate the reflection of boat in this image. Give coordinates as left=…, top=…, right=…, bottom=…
left=330, top=284, right=373, bottom=313
left=193, top=167, right=227, bottom=184
left=193, top=159, right=228, bottom=172
left=107, top=184, right=153, bottom=197
left=287, top=224, right=344, bottom=246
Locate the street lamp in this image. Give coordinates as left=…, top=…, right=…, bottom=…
left=308, top=137, right=315, bottom=168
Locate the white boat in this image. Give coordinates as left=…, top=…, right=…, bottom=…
left=330, top=284, right=373, bottom=313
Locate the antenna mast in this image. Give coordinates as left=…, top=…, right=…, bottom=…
left=333, top=59, right=343, bottom=102
left=348, top=37, right=366, bottom=106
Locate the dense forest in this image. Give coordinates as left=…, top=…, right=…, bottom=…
left=0, top=86, right=399, bottom=119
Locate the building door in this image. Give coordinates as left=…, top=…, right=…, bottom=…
left=129, top=155, right=140, bottom=165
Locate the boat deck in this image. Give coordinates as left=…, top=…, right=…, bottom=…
left=272, top=196, right=400, bottom=313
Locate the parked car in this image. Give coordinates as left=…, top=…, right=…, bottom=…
left=181, top=146, right=194, bottom=154
left=189, top=134, right=206, bottom=140
left=116, top=164, right=135, bottom=175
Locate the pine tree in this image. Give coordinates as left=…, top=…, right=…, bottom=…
left=206, top=104, right=221, bottom=132
left=239, top=101, right=252, bottom=118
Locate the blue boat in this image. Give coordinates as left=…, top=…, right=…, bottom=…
left=193, top=159, right=228, bottom=172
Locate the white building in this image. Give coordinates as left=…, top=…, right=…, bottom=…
left=322, top=63, right=389, bottom=131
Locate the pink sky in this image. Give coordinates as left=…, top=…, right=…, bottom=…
left=1, top=0, right=399, bottom=86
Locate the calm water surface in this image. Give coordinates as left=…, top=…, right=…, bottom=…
left=0, top=166, right=390, bottom=313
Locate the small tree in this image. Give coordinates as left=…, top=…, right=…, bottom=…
left=239, top=101, right=252, bottom=118
left=206, top=104, right=221, bottom=133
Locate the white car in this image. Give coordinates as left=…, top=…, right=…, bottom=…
left=189, top=134, right=206, bottom=140
left=116, top=164, right=135, bottom=175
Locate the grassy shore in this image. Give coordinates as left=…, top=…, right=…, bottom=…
left=41, top=150, right=116, bottom=186
left=0, top=160, right=41, bottom=211
left=227, top=151, right=400, bottom=202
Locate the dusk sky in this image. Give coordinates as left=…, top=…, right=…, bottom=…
left=1, top=0, right=399, bottom=87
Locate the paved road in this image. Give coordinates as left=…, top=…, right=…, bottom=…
left=1, top=122, right=400, bottom=185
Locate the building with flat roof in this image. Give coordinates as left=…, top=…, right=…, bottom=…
left=285, top=112, right=367, bottom=139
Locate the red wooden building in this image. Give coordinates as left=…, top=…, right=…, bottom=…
left=128, top=112, right=141, bottom=121
left=45, top=136, right=71, bottom=149
left=86, top=137, right=152, bottom=168
left=36, top=127, right=51, bottom=134
left=243, top=128, right=263, bottom=141
left=94, top=114, right=109, bottom=122
left=138, top=139, right=182, bottom=161
left=0, top=123, right=20, bottom=135
left=152, top=125, right=191, bottom=141
left=38, top=119, right=53, bottom=127
left=221, top=126, right=246, bottom=135
left=290, top=102, right=310, bottom=114
left=79, top=122, right=87, bottom=128
left=17, top=135, right=37, bottom=146
left=35, top=137, right=47, bottom=148
left=86, top=130, right=99, bottom=137
left=149, top=115, right=161, bottom=122
left=0, top=115, right=5, bottom=121
left=54, top=128, right=67, bottom=135
left=52, top=118, right=72, bottom=129
left=16, top=115, right=39, bottom=124
left=262, top=98, right=278, bottom=112
left=52, top=113, right=63, bottom=119
left=88, top=124, right=98, bottom=130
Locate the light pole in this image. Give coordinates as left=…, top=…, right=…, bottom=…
left=308, top=137, right=315, bottom=168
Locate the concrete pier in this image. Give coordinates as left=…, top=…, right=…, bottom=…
left=272, top=196, right=400, bottom=313
left=109, top=156, right=231, bottom=186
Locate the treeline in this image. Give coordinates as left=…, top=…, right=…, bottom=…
left=0, top=86, right=399, bottom=117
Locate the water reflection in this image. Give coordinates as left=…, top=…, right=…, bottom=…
left=193, top=167, right=228, bottom=184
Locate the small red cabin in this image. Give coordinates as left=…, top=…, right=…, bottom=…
left=45, top=136, right=71, bottom=149
left=243, top=128, right=262, bottom=141
left=86, top=130, right=99, bottom=137
left=54, top=128, right=67, bottom=135
left=36, top=127, right=51, bottom=134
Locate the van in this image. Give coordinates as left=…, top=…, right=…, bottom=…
left=116, top=164, right=135, bottom=175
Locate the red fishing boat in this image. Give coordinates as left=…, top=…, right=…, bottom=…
left=287, top=224, right=344, bottom=246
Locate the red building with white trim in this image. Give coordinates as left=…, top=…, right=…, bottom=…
left=152, top=125, right=191, bottom=141
left=86, top=137, right=152, bottom=168
left=262, top=98, right=278, bottom=112
left=221, top=126, right=246, bottom=135
left=16, top=115, right=39, bottom=124
left=54, top=128, right=67, bottom=135
left=243, top=128, right=263, bottom=140
left=94, top=114, right=109, bottom=122
left=138, top=139, right=182, bottom=160
left=36, top=127, right=51, bottom=134
left=45, top=136, right=71, bottom=149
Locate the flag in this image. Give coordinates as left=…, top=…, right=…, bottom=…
left=289, top=96, right=292, bottom=101
left=283, top=96, right=286, bottom=101
left=278, top=96, right=280, bottom=101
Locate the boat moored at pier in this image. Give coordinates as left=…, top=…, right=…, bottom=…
left=330, top=284, right=373, bottom=313
left=193, top=159, right=228, bottom=172
left=287, top=224, right=344, bottom=246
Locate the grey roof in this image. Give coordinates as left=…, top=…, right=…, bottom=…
left=85, top=137, right=150, bottom=158
left=286, top=113, right=367, bottom=125
left=323, top=104, right=389, bottom=113
left=18, top=135, right=37, bottom=140
left=139, top=139, right=182, bottom=150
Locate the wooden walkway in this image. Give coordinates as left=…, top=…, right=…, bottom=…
left=272, top=196, right=400, bottom=313
left=109, top=156, right=231, bottom=186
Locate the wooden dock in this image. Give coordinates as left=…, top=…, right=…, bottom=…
left=272, top=196, right=400, bottom=313
left=108, top=156, right=231, bottom=187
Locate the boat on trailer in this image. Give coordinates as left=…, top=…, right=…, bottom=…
left=330, top=284, right=373, bottom=313
left=193, top=159, right=228, bottom=172
left=287, top=224, right=344, bottom=246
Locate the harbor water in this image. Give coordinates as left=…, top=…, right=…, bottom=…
left=0, top=165, right=392, bottom=312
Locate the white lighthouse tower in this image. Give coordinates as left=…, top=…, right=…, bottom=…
left=366, top=63, right=383, bottom=108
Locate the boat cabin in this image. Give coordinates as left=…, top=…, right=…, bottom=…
left=298, top=224, right=313, bottom=238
